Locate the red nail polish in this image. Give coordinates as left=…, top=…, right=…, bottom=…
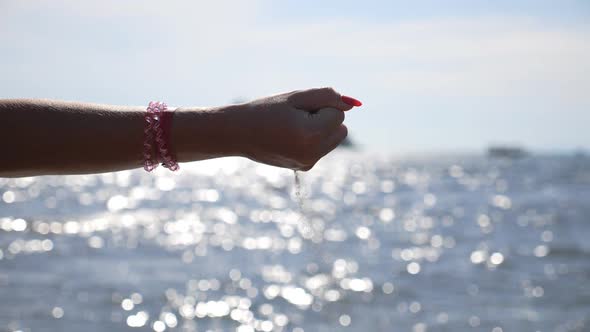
left=341, top=95, right=362, bottom=107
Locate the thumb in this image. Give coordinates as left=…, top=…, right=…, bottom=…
left=289, top=87, right=361, bottom=112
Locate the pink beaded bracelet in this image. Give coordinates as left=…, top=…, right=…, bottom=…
left=143, top=101, right=179, bottom=172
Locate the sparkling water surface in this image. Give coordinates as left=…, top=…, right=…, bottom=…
left=1, top=152, right=589, bottom=332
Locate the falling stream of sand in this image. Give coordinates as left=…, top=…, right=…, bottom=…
left=293, top=170, right=314, bottom=238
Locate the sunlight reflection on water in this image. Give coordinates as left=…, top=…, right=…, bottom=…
left=1, top=152, right=590, bottom=332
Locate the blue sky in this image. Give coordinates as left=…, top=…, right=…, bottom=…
left=1, top=0, right=589, bottom=152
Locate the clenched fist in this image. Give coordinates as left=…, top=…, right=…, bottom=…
left=222, top=87, right=361, bottom=170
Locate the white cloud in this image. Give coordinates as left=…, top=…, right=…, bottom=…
left=241, top=17, right=590, bottom=100
left=2, top=2, right=588, bottom=102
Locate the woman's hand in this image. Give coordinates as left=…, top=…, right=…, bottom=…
left=229, top=87, right=361, bottom=171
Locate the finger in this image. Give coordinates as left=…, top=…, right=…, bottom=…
left=289, top=87, right=353, bottom=112
left=299, top=125, right=348, bottom=172
left=318, top=124, right=348, bottom=158
left=307, top=107, right=345, bottom=132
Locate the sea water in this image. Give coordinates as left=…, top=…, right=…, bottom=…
left=1, top=152, right=589, bottom=332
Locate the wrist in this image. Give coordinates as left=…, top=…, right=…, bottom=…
left=171, top=104, right=246, bottom=162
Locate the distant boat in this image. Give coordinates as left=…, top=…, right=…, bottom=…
left=338, top=136, right=357, bottom=149
left=487, top=146, right=527, bottom=159
left=573, top=149, right=588, bottom=158
left=339, top=136, right=354, bottom=148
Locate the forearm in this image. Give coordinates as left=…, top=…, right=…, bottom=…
left=0, top=99, right=239, bottom=177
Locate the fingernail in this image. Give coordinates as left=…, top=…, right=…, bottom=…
left=341, top=95, right=362, bottom=107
